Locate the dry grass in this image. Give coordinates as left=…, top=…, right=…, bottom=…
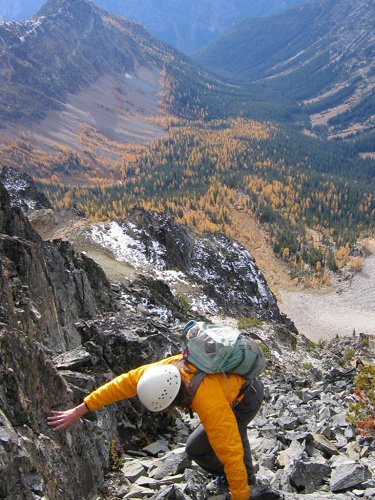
left=228, top=207, right=293, bottom=297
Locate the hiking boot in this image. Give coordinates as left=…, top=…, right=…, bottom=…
left=248, top=469, right=257, bottom=486
left=205, top=475, right=228, bottom=495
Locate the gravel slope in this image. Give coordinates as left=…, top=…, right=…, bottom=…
left=279, top=250, right=375, bottom=341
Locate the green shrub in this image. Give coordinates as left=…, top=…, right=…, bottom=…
left=237, top=317, right=263, bottom=329
left=306, top=340, right=317, bottom=351
left=347, top=363, right=375, bottom=436
left=109, top=440, right=124, bottom=470
left=339, top=347, right=355, bottom=367
left=260, top=343, right=271, bottom=359
left=302, top=362, right=314, bottom=370
left=178, top=294, right=191, bottom=310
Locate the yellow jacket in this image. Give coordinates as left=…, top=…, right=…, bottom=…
left=84, top=355, right=250, bottom=500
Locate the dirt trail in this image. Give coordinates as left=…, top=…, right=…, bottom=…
left=279, top=251, right=375, bottom=341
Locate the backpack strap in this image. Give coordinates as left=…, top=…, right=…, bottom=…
left=190, top=371, right=206, bottom=399
left=183, top=368, right=206, bottom=418
left=188, top=368, right=257, bottom=414
left=183, top=359, right=206, bottom=399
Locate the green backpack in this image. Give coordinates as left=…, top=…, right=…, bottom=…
left=182, top=320, right=266, bottom=396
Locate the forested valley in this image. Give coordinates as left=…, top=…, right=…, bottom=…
left=21, top=117, right=374, bottom=284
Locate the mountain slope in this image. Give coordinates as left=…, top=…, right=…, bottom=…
left=0, top=0, right=239, bottom=173
left=196, top=0, right=375, bottom=138
left=1, top=0, right=308, bottom=52
left=0, top=0, right=171, bottom=125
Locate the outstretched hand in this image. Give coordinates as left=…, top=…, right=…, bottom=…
left=47, top=403, right=89, bottom=432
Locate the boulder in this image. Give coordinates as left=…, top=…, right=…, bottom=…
left=290, top=459, right=331, bottom=492
left=330, top=462, right=371, bottom=492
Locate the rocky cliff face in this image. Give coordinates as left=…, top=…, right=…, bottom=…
left=124, top=208, right=282, bottom=321
left=0, top=166, right=51, bottom=212
left=0, top=180, right=114, bottom=350
left=0, top=178, right=117, bottom=498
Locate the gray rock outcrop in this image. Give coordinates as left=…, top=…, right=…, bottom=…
left=0, top=166, right=52, bottom=212
left=122, top=208, right=283, bottom=321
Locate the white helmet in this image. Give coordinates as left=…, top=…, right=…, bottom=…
left=137, top=365, right=181, bottom=412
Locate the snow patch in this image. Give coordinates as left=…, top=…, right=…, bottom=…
left=90, top=221, right=150, bottom=268
left=86, top=218, right=276, bottom=318
left=139, top=298, right=172, bottom=322
left=3, top=176, right=30, bottom=192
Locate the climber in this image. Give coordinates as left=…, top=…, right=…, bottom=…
left=48, top=355, right=264, bottom=500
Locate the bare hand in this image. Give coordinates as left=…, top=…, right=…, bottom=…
left=47, top=403, right=88, bottom=432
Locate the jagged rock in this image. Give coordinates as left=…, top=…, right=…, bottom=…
left=58, top=370, right=97, bottom=394
left=143, top=439, right=170, bottom=456
left=124, top=208, right=283, bottom=321
left=345, top=442, right=362, bottom=461
left=185, top=470, right=210, bottom=496
left=311, top=433, right=339, bottom=457
left=114, top=484, right=129, bottom=498
left=122, top=460, right=146, bottom=482
left=0, top=181, right=116, bottom=351
left=53, top=346, right=92, bottom=369
left=346, top=441, right=364, bottom=461
left=290, top=459, right=331, bottom=492
left=278, top=416, right=300, bottom=430
left=127, top=275, right=193, bottom=322
left=334, top=434, right=349, bottom=449
left=276, top=440, right=305, bottom=469
left=135, top=476, right=159, bottom=488
left=331, top=411, right=351, bottom=428
left=76, top=314, right=180, bottom=373
left=149, top=449, right=191, bottom=479
left=260, top=454, right=277, bottom=470
left=150, top=484, right=190, bottom=500
left=271, top=469, right=294, bottom=492
left=330, top=462, right=371, bottom=492
left=0, top=181, right=41, bottom=242
left=252, top=436, right=280, bottom=457
left=157, top=474, right=185, bottom=485
left=125, top=485, right=155, bottom=498
left=362, top=488, right=375, bottom=497
left=0, top=166, right=52, bottom=212
left=299, top=388, right=321, bottom=403
left=0, top=325, right=114, bottom=500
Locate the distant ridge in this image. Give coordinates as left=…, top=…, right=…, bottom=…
left=0, top=0, right=308, bottom=52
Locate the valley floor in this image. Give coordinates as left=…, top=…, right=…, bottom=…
left=279, top=248, right=375, bottom=341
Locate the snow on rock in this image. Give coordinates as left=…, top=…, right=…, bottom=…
left=0, top=166, right=52, bottom=212
left=87, top=209, right=282, bottom=321
left=91, top=221, right=154, bottom=269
